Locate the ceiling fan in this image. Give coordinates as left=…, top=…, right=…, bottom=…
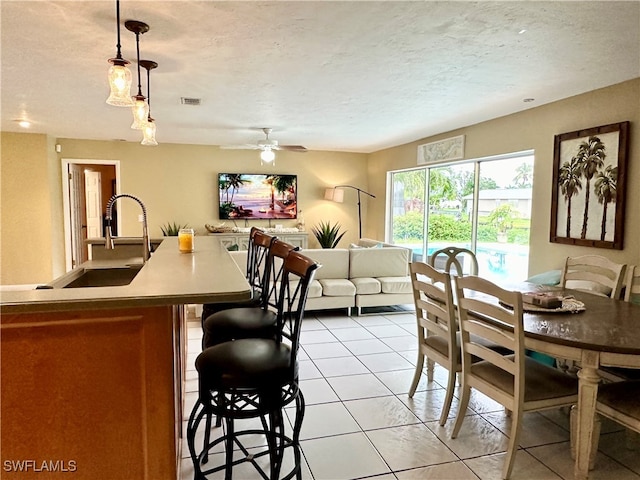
left=220, top=128, right=307, bottom=163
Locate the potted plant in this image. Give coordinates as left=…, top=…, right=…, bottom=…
left=312, top=221, right=346, bottom=248
left=161, top=222, right=189, bottom=236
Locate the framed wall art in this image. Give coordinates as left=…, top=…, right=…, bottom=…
left=550, top=121, right=629, bottom=249
left=417, top=135, right=465, bottom=165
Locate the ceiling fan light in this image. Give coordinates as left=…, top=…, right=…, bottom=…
left=260, top=148, right=275, bottom=164
left=106, top=61, right=134, bottom=106
left=141, top=118, right=158, bottom=146
left=131, top=96, right=149, bottom=129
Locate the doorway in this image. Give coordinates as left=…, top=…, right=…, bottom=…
left=61, top=159, right=120, bottom=271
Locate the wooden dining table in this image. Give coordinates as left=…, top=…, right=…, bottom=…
left=507, top=283, right=640, bottom=480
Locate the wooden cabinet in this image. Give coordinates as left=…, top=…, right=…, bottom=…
left=209, top=231, right=308, bottom=250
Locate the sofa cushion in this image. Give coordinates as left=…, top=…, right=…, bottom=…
left=378, top=276, right=412, bottom=294
left=300, top=249, right=350, bottom=280
left=307, top=279, right=323, bottom=298
left=349, top=247, right=409, bottom=278
left=286, top=279, right=323, bottom=299
left=319, top=278, right=356, bottom=297
left=350, top=277, right=381, bottom=295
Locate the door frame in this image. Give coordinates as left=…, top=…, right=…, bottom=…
left=61, top=158, right=121, bottom=272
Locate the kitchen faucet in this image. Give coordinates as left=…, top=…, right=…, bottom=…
left=104, top=194, right=151, bottom=262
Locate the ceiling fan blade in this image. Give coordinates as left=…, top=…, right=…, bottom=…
left=219, top=144, right=261, bottom=150
left=275, top=145, right=308, bottom=152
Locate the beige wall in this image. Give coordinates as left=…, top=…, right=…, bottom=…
left=367, top=78, right=640, bottom=276
left=1, top=132, right=65, bottom=284
left=0, top=140, right=366, bottom=284
left=2, top=78, right=638, bottom=284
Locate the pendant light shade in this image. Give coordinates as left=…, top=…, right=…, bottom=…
left=106, top=63, right=133, bottom=106
left=141, top=118, right=157, bottom=146
left=139, top=60, right=158, bottom=146
left=125, top=20, right=150, bottom=129
left=131, top=95, right=149, bottom=129
left=260, top=148, right=275, bottom=164
left=106, top=0, right=134, bottom=106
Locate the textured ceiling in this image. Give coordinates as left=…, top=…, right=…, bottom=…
left=1, top=1, right=639, bottom=153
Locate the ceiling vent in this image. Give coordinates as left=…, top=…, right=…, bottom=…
left=180, top=97, right=201, bottom=106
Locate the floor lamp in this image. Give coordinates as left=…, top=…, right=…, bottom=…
left=324, top=185, right=376, bottom=238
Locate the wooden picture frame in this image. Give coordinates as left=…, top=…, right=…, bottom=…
left=550, top=121, right=629, bottom=249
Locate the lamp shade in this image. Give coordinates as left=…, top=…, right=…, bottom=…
left=141, top=118, right=157, bottom=146
left=324, top=188, right=344, bottom=203
left=106, top=62, right=134, bottom=106
left=131, top=96, right=149, bottom=129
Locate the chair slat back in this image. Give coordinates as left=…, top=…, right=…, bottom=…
left=454, top=275, right=524, bottom=379
left=247, top=228, right=276, bottom=294
left=624, top=265, right=640, bottom=304
left=560, top=254, right=626, bottom=299
left=262, top=240, right=300, bottom=310
left=410, top=262, right=457, bottom=359
left=276, top=251, right=320, bottom=365
left=429, top=247, right=479, bottom=277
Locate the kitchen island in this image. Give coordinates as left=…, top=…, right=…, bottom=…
left=1, top=237, right=250, bottom=479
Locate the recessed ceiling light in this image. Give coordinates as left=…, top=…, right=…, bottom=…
left=15, top=119, right=31, bottom=128
left=523, top=98, right=535, bottom=103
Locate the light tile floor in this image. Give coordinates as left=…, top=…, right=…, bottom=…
left=180, top=308, right=640, bottom=480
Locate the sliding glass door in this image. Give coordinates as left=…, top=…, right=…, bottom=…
left=388, top=152, right=534, bottom=281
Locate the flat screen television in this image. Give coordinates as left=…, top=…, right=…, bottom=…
left=218, top=173, right=298, bottom=220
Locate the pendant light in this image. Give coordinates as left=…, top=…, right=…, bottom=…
left=260, top=147, right=275, bottom=165
left=140, top=60, right=158, bottom=146
left=106, top=0, right=134, bottom=106
left=125, top=20, right=150, bottom=129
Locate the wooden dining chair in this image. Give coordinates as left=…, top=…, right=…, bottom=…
left=429, top=246, right=478, bottom=277
left=624, top=265, right=640, bottom=303
left=557, top=255, right=626, bottom=375
left=560, top=254, right=626, bottom=299
left=595, top=380, right=640, bottom=452
left=408, top=262, right=459, bottom=426
left=451, top=275, right=579, bottom=479
left=598, top=265, right=640, bottom=382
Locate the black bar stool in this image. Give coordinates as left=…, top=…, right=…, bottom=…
left=187, top=251, right=320, bottom=480
left=200, top=227, right=276, bottom=329
left=202, top=239, right=299, bottom=348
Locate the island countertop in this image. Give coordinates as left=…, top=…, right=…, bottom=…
left=0, top=236, right=250, bottom=313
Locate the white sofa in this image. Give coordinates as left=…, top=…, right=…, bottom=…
left=294, top=244, right=415, bottom=314
left=227, top=239, right=413, bottom=315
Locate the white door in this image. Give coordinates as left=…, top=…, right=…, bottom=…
left=69, top=164, right=87, bottom=267
left=84, top=170, right=102, bottom=239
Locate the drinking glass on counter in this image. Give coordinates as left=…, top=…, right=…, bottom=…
left=178, top=228, right=195, bottom=253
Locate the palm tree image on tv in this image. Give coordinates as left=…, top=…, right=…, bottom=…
left=558, top=156, right=583, bottom=238
left=219, top=174, right=250, bottom=218
left=594, top=165, right=617, bottom=241
left=575, top=136, right=606, bottom=239
left=218, top=173, right=298, bottom=220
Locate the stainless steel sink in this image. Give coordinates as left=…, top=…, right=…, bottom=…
left=61, top=266, right=143, bottom=288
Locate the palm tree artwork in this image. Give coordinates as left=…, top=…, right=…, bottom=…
left=594, top=165, right=618, bottom=241
left=558, top=156, right=582, bottom=238
left=552, top=122, right=628, bottom=248
left=575, top=136, right=606, bottom=239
